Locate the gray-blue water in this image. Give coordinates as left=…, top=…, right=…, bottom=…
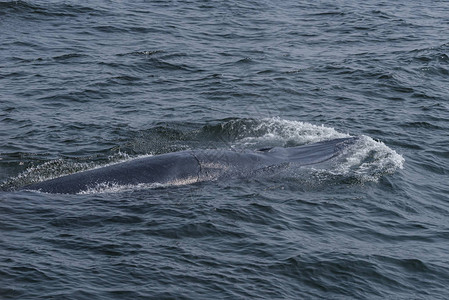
left=1, top=1, right=448, bottom=299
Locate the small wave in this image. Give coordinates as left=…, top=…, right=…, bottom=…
left=0, top=1, right=103, bottom=17
left=0, top=1, right=39, bottom=12
left=118, top=50, right=164, bottom=57
left=94, top=25, right=128, bottom=34
left=52, top=53, right=89, bottom=61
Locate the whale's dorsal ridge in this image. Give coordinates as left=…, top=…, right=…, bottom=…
left=20, top=137, right=357, bottom=194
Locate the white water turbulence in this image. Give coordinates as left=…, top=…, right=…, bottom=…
left=236, top=117, right=351, bottom=147
left=234, top=118, right=404, bottom=183
left=330, top=135, right=405, bottom=182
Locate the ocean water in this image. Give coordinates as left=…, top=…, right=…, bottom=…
left=1, top=0, right=448, bottom=299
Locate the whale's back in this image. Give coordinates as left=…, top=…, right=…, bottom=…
left=20, top=137, right=357, bottom=194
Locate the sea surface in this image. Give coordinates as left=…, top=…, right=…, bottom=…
left=1, top=0, right=448, bottom=299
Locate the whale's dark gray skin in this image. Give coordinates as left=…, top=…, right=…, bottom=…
left=21, top=137, right=357, bottom=194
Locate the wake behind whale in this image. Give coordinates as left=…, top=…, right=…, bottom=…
left=21, top=137, right=357, bottom=194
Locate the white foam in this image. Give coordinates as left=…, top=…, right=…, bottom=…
left=315, top=135, right=404, bottom=182
left=78, top=176, right=201, bottom=195
left=236, top=117, right=350, bottom=147
left=78, top=182, right=159, bottom=195
left=233, top=118, right=404, bottom=182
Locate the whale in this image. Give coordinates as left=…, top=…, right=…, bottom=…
left=20, top=137, right=357, bottom=194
